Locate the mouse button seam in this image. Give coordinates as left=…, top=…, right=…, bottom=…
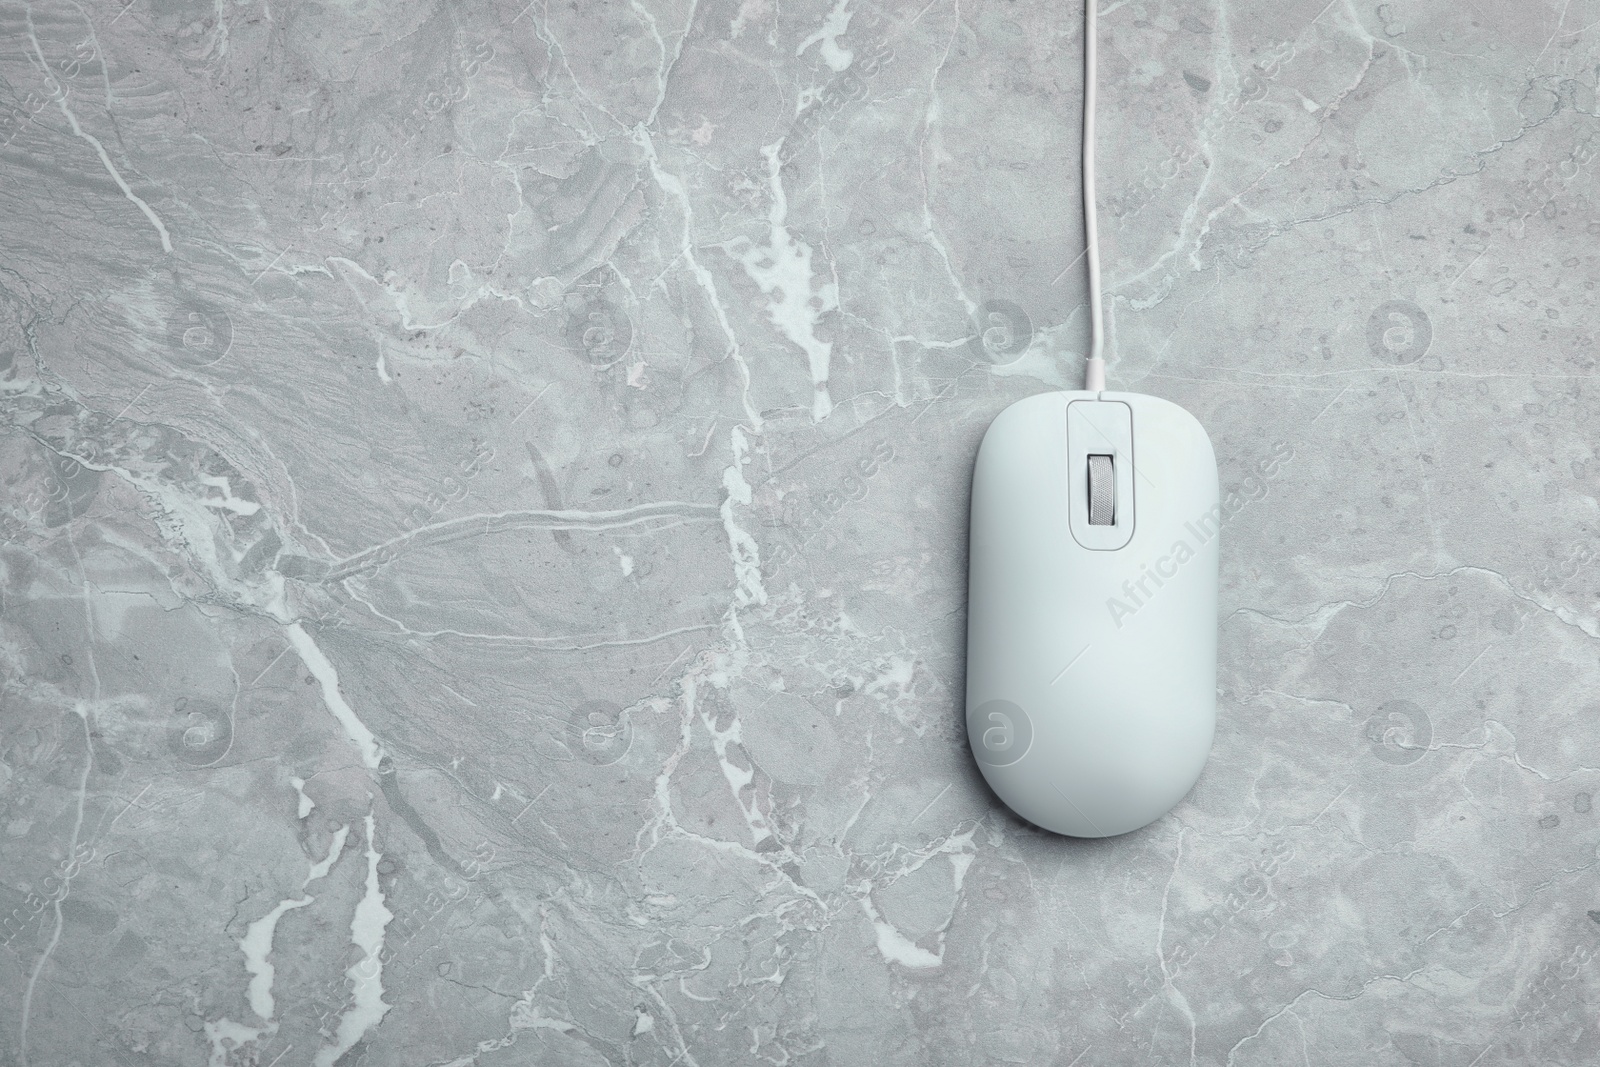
left=1071, top=401, right=1150, bottom=492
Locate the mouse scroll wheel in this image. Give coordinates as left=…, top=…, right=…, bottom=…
left=1087, top=454, right=1115, bottom=525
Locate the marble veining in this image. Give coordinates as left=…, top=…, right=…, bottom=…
left=2, top=0, right=1599, bottom=1064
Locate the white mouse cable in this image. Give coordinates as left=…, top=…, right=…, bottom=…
left=1082, top=0, right=1107, bottom=393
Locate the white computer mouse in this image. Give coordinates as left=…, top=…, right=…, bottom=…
left=965, top=390, right=1219, bottom=837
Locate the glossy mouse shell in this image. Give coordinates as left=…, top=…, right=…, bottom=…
left=965, top=390, right=1219, bottom=837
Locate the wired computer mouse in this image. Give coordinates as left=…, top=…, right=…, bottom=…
left=963, top=0, right=1223, bottom=837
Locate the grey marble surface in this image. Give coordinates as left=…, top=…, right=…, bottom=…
left=2, top=0, right=1599, bottom=1063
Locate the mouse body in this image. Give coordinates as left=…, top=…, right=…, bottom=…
left=965, top=390, right=1219, bottom=837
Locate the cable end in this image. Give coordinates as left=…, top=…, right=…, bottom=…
left=1084, top=355, right=1106, bottom=393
